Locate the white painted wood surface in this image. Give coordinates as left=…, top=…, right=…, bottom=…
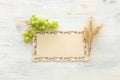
left=0, top=0, right=120, bottom=80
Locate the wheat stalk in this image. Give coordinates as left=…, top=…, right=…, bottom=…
left=83, top=17, right=103, bottom=56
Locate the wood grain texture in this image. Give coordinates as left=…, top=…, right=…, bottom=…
left=0, top=0, right=120, bottom=80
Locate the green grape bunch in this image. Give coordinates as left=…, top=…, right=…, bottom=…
left=22, top=15, right=59, bottom=42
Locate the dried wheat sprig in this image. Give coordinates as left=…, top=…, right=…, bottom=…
left=83, top=17, right=103, bottom=57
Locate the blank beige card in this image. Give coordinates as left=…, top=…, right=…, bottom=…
left=32, top=31, right=89, bottom=62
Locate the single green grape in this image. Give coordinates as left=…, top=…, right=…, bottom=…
left=44, top=21, right=49, bottom=27
left=52, top=21, right=58, bottom=27
left=49, top=21, right=58, bottom=29
left=22, top=31, right=28, bottom=36
left=30, top=15, right=38, bottom=21
left=24, top=36, right=31, bottom=42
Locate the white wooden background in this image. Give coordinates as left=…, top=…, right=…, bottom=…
left=0, top=0, right=120, bottom=80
